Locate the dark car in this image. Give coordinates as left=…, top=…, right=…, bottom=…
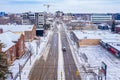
left=62, top=46, right=66, bottom=52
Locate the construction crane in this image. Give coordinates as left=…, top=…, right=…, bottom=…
left=43, top=4, right=51, bottom=13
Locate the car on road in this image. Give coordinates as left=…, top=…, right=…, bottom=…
left=62, top=46, right=66, bottom=52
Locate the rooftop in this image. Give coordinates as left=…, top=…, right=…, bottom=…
left=0, top=31, right=21, bottom=52
left=0, top=25, right=34, bottom=32
left=72, top=30, right=120, bottom=40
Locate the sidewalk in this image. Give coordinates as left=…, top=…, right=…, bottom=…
left=7, top=30, right=52, bottom=80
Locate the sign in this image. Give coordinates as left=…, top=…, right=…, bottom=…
left=101, top=61, right=107, bottom=80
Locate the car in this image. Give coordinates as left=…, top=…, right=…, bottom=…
left=62, top=46, right=66, bottom=52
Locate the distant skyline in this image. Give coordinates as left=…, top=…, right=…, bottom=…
left=0, top=0, right=120, bottom=13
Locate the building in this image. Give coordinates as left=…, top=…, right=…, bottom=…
left=71, top=31, right=101, bottom=47
left=0, top=32, right=25, bottom=64
left=67, top=20, right=97, bottom=30
left=71, top=30, right=120, bottom=47
left=63, top=14, right=74, bottom=23
left=100, top=40, right=120, bottom=57
left=0, top=28, right=3, bottom=33
left=0, top=17, right=10, bottom=24
left=91, top=14, right=112, bottom=24
left=113, top=13, right=120, bottom=20
left=35, top=12, right=47, bottom=36
left=55, top=11, right=63, bottom=18
left=115, top=25, right=120, bottom=33
left=22, top=12, right=35, bottom=25
left=35, top=12, right=46, bottom=29
left=0, top=25, right=36, bottom=42
left=0, top=12, right=6, bottom=17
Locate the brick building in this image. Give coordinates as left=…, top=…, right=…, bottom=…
left=0, top=31, right=25, bottom=64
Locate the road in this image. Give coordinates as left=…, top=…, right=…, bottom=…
left=60, top=24, right=81, bottom=80
left=29, top=21, right=81, bottom=80
left=29, top=30, right=59, bottom=80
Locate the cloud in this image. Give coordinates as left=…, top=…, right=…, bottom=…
left=49, top=0, right=120, bottom=13
left=0, top=0, right=120, bottom=13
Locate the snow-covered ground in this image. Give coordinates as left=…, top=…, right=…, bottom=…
left=78, top=45, right=120, bottom=80
left=67, top=33, right=120, bottom=80
left=63, top=23, right=120, bottom=80
left=7, top=30, right=52, bottom=80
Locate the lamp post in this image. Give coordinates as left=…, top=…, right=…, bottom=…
left=36, top=41, right=38, bottom=55
left=36, top=37, right=40, bottom=55
left=36, top=42, right=38, bottom=55
left=29, top=47, right=32, bottom=65
left=19, top=63, right=21, bottom=80
left=28, top=43, right=32, bottom=65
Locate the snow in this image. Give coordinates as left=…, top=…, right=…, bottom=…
left=115, top=25, right=120, bottom=28
left=0, top=25, right=34, bottom=32
left=101, top=39, right=120, bottom=51
left=77, top=45, right=120, bottom=80
left=6, top=22, right=120, bottom=80
left=72, top=30, right=120, bottom=40
left=0, top=31, right=20, bottom=52
left=64, top=23, right=120, bottom=80
left=108, top=42, right=120, bottom=51
left=7, top=30, right=52, bottom=80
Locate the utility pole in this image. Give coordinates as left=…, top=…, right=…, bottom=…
left=36, top=39, right=40, bottom=55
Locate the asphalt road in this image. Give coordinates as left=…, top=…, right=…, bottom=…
left=29, top=21, right=81, bottom=80
left=29, top=31, right=59, bottom=80
left=60, top=24, right=81, bottom=80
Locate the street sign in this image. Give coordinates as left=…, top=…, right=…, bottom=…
left=101, top=61, right=107, bottom=80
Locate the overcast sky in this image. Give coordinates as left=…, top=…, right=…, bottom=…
left=0, top=0, right=120, bottom=13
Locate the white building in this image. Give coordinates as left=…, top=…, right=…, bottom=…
left=91, top=14, right=112, bottom=24
left=22, top=12, right=35, bottom=25
left=35, top=12, right=46, bottom=29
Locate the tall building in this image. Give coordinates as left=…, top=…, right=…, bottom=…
left=55, top=11, right=63, bottom=18
left=35, top=12, right=47, bottom=29
left=35, top=12, right=47, bottom=36
left=22, top=12, right=35, bottom=25
left=91, top=14, right=112, bottom=24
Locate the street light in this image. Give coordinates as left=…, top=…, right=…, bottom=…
left=36, top=39, right=40, bottom=55
left=28, top=43, right=33, bottom=65
left=19, top=63, right=22, bottom=80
